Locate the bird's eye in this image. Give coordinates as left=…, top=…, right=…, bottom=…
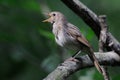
left=53, top=13, right=56, bottom=16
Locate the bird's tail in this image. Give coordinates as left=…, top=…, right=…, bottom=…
left=88, top=48, right=103, bottom=74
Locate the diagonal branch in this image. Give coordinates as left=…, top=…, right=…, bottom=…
left=43, top=51, right=120, bottom=80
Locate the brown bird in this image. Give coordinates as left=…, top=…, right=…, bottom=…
left=43, top=11, right=102, bottom=73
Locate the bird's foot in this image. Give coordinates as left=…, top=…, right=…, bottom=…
left=65, top=57, right=79, bottom=63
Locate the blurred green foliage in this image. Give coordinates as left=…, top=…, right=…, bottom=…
left=0, top=0, right=120, bottom=80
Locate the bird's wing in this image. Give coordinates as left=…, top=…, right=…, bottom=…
left=66, top=23, right=90, bottom=47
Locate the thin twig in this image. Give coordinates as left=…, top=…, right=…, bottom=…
left=99, top=15, right=110, bottom=80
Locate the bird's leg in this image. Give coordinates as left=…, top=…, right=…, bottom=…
left=65, top=50, right=81, bottom=62
left=72, top=50, right=81, bottom=58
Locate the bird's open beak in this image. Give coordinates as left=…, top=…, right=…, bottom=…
left=42, top=18, right=51, bottom=22
left=42, top=14, right=52, bottom=22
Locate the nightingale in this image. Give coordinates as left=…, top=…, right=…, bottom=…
left=43, top=11, right=102, bottom=73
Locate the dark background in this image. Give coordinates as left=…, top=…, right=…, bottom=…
left=0, top=0, right=120, bottom=80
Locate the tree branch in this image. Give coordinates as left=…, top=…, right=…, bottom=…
left=43, top=51, right=120, bottom=80
left=61, top=0, right=120, bottom=55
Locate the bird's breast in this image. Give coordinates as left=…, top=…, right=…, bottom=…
left=52, top=24, right=65, bottom=47
left=52, top=23, right=82, bottom=51
left=54, top=30, right=66, bottom=47
left=53, top=29, right=80, bottom=51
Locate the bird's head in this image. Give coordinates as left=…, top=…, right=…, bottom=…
left=43, top=11, right=66, bottom=24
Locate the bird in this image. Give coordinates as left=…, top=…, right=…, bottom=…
left=43, top=11, right=103, bottom=73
